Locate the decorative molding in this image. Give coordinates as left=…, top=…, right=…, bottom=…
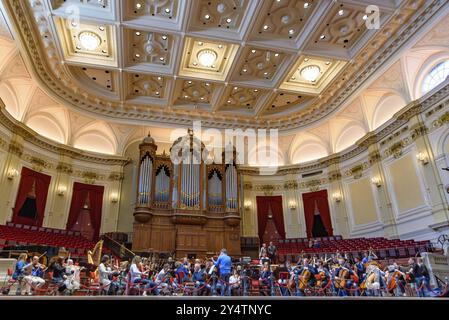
left=3, top=0, right=446, bottom=130
left=0, top=105, right=129, bottom=166
left=56, top=162, right=73, bottom=174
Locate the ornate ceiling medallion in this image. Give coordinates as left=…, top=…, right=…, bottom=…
left=179, top=37, right=238, bottom=81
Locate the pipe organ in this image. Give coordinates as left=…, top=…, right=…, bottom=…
left=133, top=131, right=241, bottom=257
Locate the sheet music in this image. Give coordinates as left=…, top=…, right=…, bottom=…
left=208, top=265, right=215, bottom=275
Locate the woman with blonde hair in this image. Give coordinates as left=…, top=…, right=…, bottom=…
left=129, top=255, right=159, bottom=296
left=12, top=253, right=28, bottom=295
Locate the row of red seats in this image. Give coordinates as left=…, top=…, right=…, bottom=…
left=0, top=224, right=95, bottom=251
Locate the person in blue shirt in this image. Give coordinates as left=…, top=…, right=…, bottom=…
left=213, top=248, right=232, bottom=296
left=12, top=253, right=28, bottom=295
left=23, top=256, right=46, bottom=295
left=192, top=263, right=210, bottom=296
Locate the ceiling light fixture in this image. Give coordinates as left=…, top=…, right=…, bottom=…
left=135, top=3, right=142, bottom=9
left=159, top=57, right=164, bottom=61
left=289, top=29, right=295, bottom=35
left=320, top=34, right=326, bottom=40
left=301, top=65, right=321, bottom=82
left=263, top=25, right=269, bottom=30
left=251, top=49, right=256, bottom=53
left=136, top=31, right=141, bottom=36
left=99, top=26, right=105, bottom=31
left=304, top=2, right=310, bottom=8
left=205, top=14, right=210, bottom=20
left=363, top=14, right=368, bottom=20
left=165, top=8, right=170, bottom=13
left=79, top=31, right=101, bottom=51
left=157, top=76, right=162, bottom=80
left=197, top=49, right=217, bottom=67
left=338, top=9, right=344, bottom=16
left=162, top=35, right=168, bottom=40
left=226, top=18, right=232, bottom=23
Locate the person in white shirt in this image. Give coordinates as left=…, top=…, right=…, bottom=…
left=129, top=256, right=159, bottom=296
left=64, top=259, right=82, bottom=291
left=229, top=269, right=241, bottom=295
left=99, top=255, right=114, bottom=293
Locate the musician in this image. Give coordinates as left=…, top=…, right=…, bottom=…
left=99, top=255, right=115, bottom=294
left=155, top=263, right=171, bottom=293
left=205, top=260, right=218, bottom=295
left=22, top=256, right=46, bottom=295
left=212, top=248, right=232, bottom=296
left=353, top=256, right=365, bottom=281
left=192, top=263, right=210, bottom=296
left=412, top=257, right=432, bottom=297
left=12, top=253, right=28, bottom=295
left=129, top=255, right=159, bottom=296
left=333, top=257, right=357, bottom=296
left=267, top=241, right=277, bottom=264
left=175, top=261, right=190, bottom=283
left=258, top=263, right=273, bottom=296
left=229, top=268, right=241, bottom=296
left=259, top=252, right=270, bottom=266
left=362, top=249, right=378, bottom=264
left=50, top=256, right=68, bottom=294
left=314, top=259, right=331, bottom=291
left=291, top=258, right=315, bottom=296
left=385, top=262, right=406, bottom=297
left=259, top=243, right=267, bottom=259
left=64, top=259, right=82, bottom=292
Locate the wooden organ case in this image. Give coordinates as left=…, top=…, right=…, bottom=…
left=132, top=131, right=241, bottom=258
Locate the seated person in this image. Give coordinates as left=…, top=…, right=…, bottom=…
left=64, top=259, right=82, bottom=292
left=129, top=256, right=159, bottom=296
left=50, top=256, right=68, bottom=295
left=229, top=269, right=241, bottom=295
left=192, top=263, right=210, bottom=296
left=259, top=264, right=273, bottom=295
left=175, top=261, right=190, bottom=283
left=22, top=256, right=46, bottom=295
left=259, top=252, right=270, bottom=266
left=313, top=239, right=321, bottom=248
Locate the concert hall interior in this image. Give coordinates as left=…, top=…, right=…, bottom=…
left=0, top=0, right=448, bottom=298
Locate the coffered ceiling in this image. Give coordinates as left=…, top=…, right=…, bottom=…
left=2, top=0, right=443, bottom=130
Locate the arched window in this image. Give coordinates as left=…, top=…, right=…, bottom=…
left=421, top=60, right=449, bottom=95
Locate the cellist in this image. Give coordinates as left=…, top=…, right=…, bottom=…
left=293, top=258, right=317, bottom=296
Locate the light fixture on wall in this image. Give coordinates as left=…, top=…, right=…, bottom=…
left=244, top=200, right=252, bottom=210
left=371, top=176, right=382, bottom=188
left=332, top=192, right=342, bottom=203
left=288, top=200, right=297, bottom=210
left=57, top=185, right=67, bottom=196
left=416, top=152, right=429, bottom=165
left=7, top=168, right=18, bottom=180
left=110, top=193, right=119, bottom=203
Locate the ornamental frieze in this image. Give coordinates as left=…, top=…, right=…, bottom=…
left=56, top=162, right=73, bottom=174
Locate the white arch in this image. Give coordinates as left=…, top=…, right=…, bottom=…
left=25, top=113, right=66, bottom=144
left=291, top=142, right=329, bottom=164
left=372, top=93, right=407, bottom=130
left=335, top=124, right=366, bottom=153
left=0, top=81, right=19, bottom=119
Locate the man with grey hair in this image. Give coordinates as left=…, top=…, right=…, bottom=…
left=213, top=248, right=232, bottom=296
